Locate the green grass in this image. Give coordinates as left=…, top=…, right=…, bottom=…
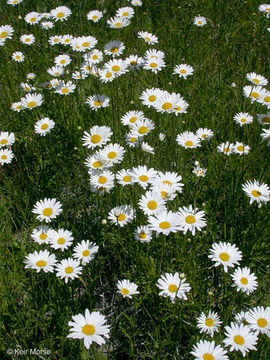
left=0, top=0, right=270, bottom=359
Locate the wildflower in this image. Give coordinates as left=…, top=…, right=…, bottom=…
left=138, top=191, right=166, bottom=216
left=73, top=240, right=99, bottom=265
left=217, top=141, right=234, bottom=155
left=257, top=112, right=270, bottom=125
left=34, top=118, right=55, bottom=136
left=86, top=94, right=110, bottom=110
left=261, top=128, right=270, bottom=145
left=24, top=250, right=57, bottom=273
left=116, top=169, right=134, bottom=186
left=54, top=81, right=76, bottom=95
left=242, top=180, right=270, bottom=204
left=194, top=16, right=207, bottom=26
left=148, top=210, right=181, bottom=236
left=0, top=25, right=14, bottom=39
left=208, top=242, right=242, bottom=272
left=51, top=6, right=72, bottom=21
left=49, top=229, right=74, bottom=251
left=32, top=198, right=63, bottom=223
left=12, top=51, right=24, bottom=62
left=0, top=149, right=14, bottom=165
left=104, top=40, right=125, bottom=57
left=107, top=16, right=131, bottom=28
left=246, top=72, right=268, bottom=86
left=131, top=165, right=158, bottom=189
left=25, top=12, right=42, bottom=25
left=0, top=132, right=15, bottom=147
left=87, top=10, right=103, bottom=22
left=177, top=205, right=207, bottom=235
left=259, top=4, right=270, bottom=18
left=233, top=112, right=253, bottom=126
left=54, top=54, right=71, bottom=67
left=138, top=31, right=158, bottom=44
left=173, top=64, right=194, bottom=79
left=31, top=226, right=51, bottom=245
left=56, top=258, right=82, bottom=283
left=223, top=323, right=258, bottom=356
left=82, top=126, right=112, bottom=149
left=21, top=93, right=43, bottom=110
left=246, top=306, right=270, bottom=336
left=116, top=7, right=135, bottom=19
left=191, top=340, right=229, bottom=360
left=98, top=143, right=125, bottom=165
left=196, top=128, right=214, bottom=141
left=157, top=272, right=191, bottom=303
left=231, top=267, right=258, bottom=295
left=108, top=205, right=135, bottom=227
left=176, top=131, right=201, bottom=149
left=20, top=34, right=35, bottom=45
left=233, top=142, right=250, bottom=155
left=134, top=225, right=152, bottom=243
left=117, top=279, right=139, bottom=298
left=197, top=311, right=222, bottom=336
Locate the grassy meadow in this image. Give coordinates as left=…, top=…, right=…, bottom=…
left=0, top=0, right=270, bottom=359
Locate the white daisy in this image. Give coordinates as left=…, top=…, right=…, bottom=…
left=246, top=72, right=268, bottom=86
left=177, top=205, right=207, bottom=235
left=176, top=131, right=201, bottom=149
left=223, top=323, right=258, bottom=356
left=107, top=16, right=130, bottom=29
left=31, top=226, right=51, bottom=245
left=191, top=340, right=229, bottom=360
left=32, top=198, right=63, bottom=223
left=49, top=229, right=74, bottom=251
left=116, top=169, right=134, bottom=186
left=0, top=149, right=14, bottom=165
left=196, top=128, right=214, bottom=141
left=20, top=34, right=35, bottom=45
left=233, top=142, right=250, bottom=155
left=233, top=112, right=253, bottom=126
left=197, top=311, right=222, bottom=337
left=138, top=31, right=158, bottom=44
left=257, top=112, right=270, bottom=125
left=104, top=40, right=125, bottom=57
left=242, top=180, right=270, bottom=204
left=24, top=250, right=57, bottom=273
left=148, top=210, right=181, bottom=236
left=217, top=141, right=234, bottom=155
left=246, top=306, right=270, bottom=336
left=86, top=94, right=110, bottom=110
left=12, top=51, right=24, bottom=62
left=73, top=240, right=99, bottom=265
left=131, top=165, right=158, bottom=189
left=50, top=6, right=72, bottom=21
left=87, top=10, right=103, bottom=22
left=173, top=64, right=194, bottom=79
left=208, top=242, right=242, bottom=273
left=108, top=205, right=135, bottom=227
left=138, top=191, right=166, bottom=216
left=134, top=225, right=152, bottom=243
left=55, top=258, right=82, bottom=283
left=20, top=93, right=43, bottom=110
left=231, top=267, right=258, bottom=295
left=194, top=16, right=207, bottom=26
left=0, top=132, right=15, bottom=147
left=34, top=118, right=55, bottom=136
left=157, top=272, right=191, bottom=303
left=117, top=279, right=139, bottom=298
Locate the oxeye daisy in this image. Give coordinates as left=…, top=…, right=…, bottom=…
left=242, top=180, right=270, bottom=204
left=130, top=118, right=155, bottom=137
left=104, top=40, right=125, bottom=57
left=176, top=131, right=201, bottom=149
left=34, top=118, right=55, bottom=136
left=12, top=51, right=24, bottom=62
left=177, top=205, right=207, bottom=235
left=233, top=112, right=253, bottom=126
left=194, top=16, right=207, bottom=26
left=25, top=12, right=42, bottom=25
left=196, top=128, right=214, bottom=141
left=246, top=72, right=268, bottom=86
left=0, top=132, right=15, bottom=147
left=31, top=226, right=51, bottom=245
left=138, top=31, right=158, bottom=44
left=173, top=64, right=194, bottom=79
left=85, top=154, right=106, bottom=172
left=98, top=143, right=125, bottom=166
left=72, top=36, right=97, bottom=52
left=141, top=142, right=155, bottom=154
left=48, top=35, right=62, bottom=45
left=67, top=309, right=110, bottom=349
left=121, top=110, right=145, bottom=127
left=90, top=170, right=115, bottom=193
left=140, top=88, right=164, bottom=108
left=20, top=93, right=43, bottom=110
left=108, top=205, right=135, bottom=227
left=258, top=91, right=270, bottom=108
left=99, top=68, right=115, bottom=83
left=125, top=55, right=144, bottom=69
left=20, top=34, right=35, bottom=45
left=143, top=57, right=166, bottom=73
left=261, top=128, right=270, bottom=145
left=86, top=94, right=110, bottom=110
left=87, top=10, right=103, bottom=22
left=233, top=142, right=250, bottom=155
left=259, top=4, right=270, bottom=18
left=27, top=73, right=36, bottom=80
left=125, top=133, right=140, bottom=148
left=0, top=25, right=13, bottom=40
left=138, top=191, right=166, bottom=216
left=117, top=279, right=139, bottom=298
left=145, top=49, right=165, bottom=60
left=153, top=93, right=179, bottom=114
left=0, top=149, right=14, bottom=165
left=246, top=306, right=270, bottom=336
left=231, top=267, right=258, bottom=295
left=11, top=102, right=23, bottom=112
left=73, top=240, right=99, bottom=265
left=82, top=126, right=112, bottom=149
left=257, top=112, right=270, bottom=125
left=193, top=165, right=207, bottom=177
left=32, top=198, right=63, bottom=223
left=116, top=169, right=134, bottom=186
left=61, top=34, right=73, bottom=45
left=116, top=7, right=135, bottom=19
left=107, top=16, right=131, bottom=29
left=54, top=81, right=76, bottom=95
left=243, top=85, right=265, bottom=103
left=197, top=311, right=222, bottom=337
left=151, top=182, right=177, bottom=201
left=49, top=229, right=74, bottom=251
left=217, top=141, right=234, bottom=155
left=208, top=242, right=242, bottom=272
left=20, top=82, right=36, bottom=92
left=223, top=323, right=258, bottom=356
left=191, top=340, right=229, bottom=360
left=131, top=165, right=158, bottom=189
left=54, top=54, right=71, bottom=67
left=131, top=0, right=142, bottom=5
left=51, top=6, right=72, bottom=21
left=24, top=250, right=57, bottom=273
left=152, top=171, right=184, bottom=194
left=40, top=21, right=54, bottom=29
left=72, top=71, right=88, bottom=80
left=7, top=0, right=24, bottom=5
left=55, top=258, right=82, bottom=283
left=84, top=49, right=103, bottom=65
left=235, top=311, right=250, bottom=326
left=148, top=210, right=181, bottom=236
left=134, top=225, right=152, bottom=243
left=157, top=272, right=191, bottom=303
left=104, top=59, right=129, bottom=77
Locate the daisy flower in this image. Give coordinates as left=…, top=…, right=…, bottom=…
left=173, top=64, right=194, bottom=79
left=20, top=34, right=35, bottom=45
left=141, top=142, right=155, bottom=154
left=153, top=93, right=180, bottom=114
left=138, top=191, right=166, bottom=216
left=233, top=142, right=250, bottom=155
left=0, top=149, right=14, bottom=165
left=99, top=68, right=116, bottom=83
left=176, top=131, right=201, bottom=149
left=242, top=180, right=270, bottom=204
left=261, top=128, right=270, bottom=145
left=21, top=93, right=43, bottom=110
left=117, top=279, right=139, bottom=298
left=32, top=198, right=63, bottom=223
left=0, top=132, right=15, bottom=147
left=67, top=309, right=110, bottom=349
left=25, top=12, right=42, bottom=25
left=90, top=171, right=115, bottom=192
left=131, top=0, right=142, bottom=5
left=87, top=10, right=103, bottom=22
left=177, top=205, right=207, bottom=235
left=7, top=0, right=24, bottom=5
left=131, top=165, right=158, bottom=189
left=243, top=85, right=265, bottom=103
left=246, top=72, right=268, bottom=86
left=138, top=31, right=158, bottom=44
left=157, top=272, right=191, bottom=303
left=98, top=143, right=125, bottom=166
left=34, top=118, right=55, bottom=136
left=231, top=267, right=258, bottom=295
left=51, top=6, right=71, bottom=21
left=193, top=165, right=207, bottom=177
left=24, top=250, right=57, bottom=273
left=104, top=40, right=125, bottom=57
left=54, top=54, right=71, bottom=67
left=148, top=210, right=181, bottom=236
left=134, top=225, right=152, bottom=243
left=130, top=118, right=155, bottom=137
left=82, top=126, right=112, bottom=149
left=54, top=81, right=76, bottom=95
left=116, top=169, right=134, bottom=186
left=84, top=49, right=103, bottom=65
left=217, top=141, right=234, bottom=155
left=11, top=102, right=23, bottom=112
left=73, top=240, right=99, bottom=265
left=233, top=112, right=253, bottom=126
left=108, top=205, right=135, bottom=227
left=40, top=21, right=54, bottom=29
left=140, top=88, right=164, bottom=108
left=191, top=340, right=229, bottom=360
left=208, top=242, right=242, bottom=272
left=55, top=258, right=82, bottom=283
left=107, top=16, right=130, bottom=29
left=125, top=133, right=140, bottom=148
left=116, top=7, right=135, bottom=19
left=86, top=94, right=110, bottom=110
left=259, top=4, right=270, bottom=17
left=0, top=25, right=14, bottom=39
left=48, top=35, right=62, bottom=45
left=257, top=112, right=270, bottom=125
left=196, top=128, right=214, bottom=141
left=104, top=59, right=129, bottom=77
left=61, top=34, right=73, bottom=45
left=85, top=154, right=107, bottom=172
left=143, top=57, right=166, bottom=73
left=71, top=36, right=98, bottom=52
left=152, top=171, right=184, bottom=194
left=121, top=110, right=145, bottom=127
left=12, top=51, right=24, bottom=62
left=235, top=311, right=250, bottom=326
left=125, top=55, right=144, bottom=69
left=151, top=182, right=177, bottom=201
left=223, top=323, right=258, bottom=356
left=197, top=311, right=222, bottom=337
left=145, top=49, right=165, bottom=60
left=194, top=16, right=207, bottom=26
left=258, top=91, right=270, bottom=108
left=27, top=73, right=36, bottom=80
left=246, top=306, right=270, bottom=336
left=72, top=71, right=87, bottom=80
left=31, top=226, right=51, bottom=245
left=20, top=82, right=36, bottom=92
left=49, top=229, right=74, bottom=251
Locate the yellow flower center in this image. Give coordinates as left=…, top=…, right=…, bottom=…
left=122, top=12, right=129, bottom=16
left=117, top=213, right=126, bottom=221
left=159, top=221, right=170, bottom=229
left=262, top=116, right=270, bottom=123
left=129, top=116, right=137, bottom=123
left=42, top=208, right=53, bottom=216
left=162, top=102, right=172, bottom=110
left=252, top=78, right=259, bottom=84
left=39, top=233, right=47, bottom=240
left=149, top=62, right=157, bottom=68
left=197, top=21, right=202, bottom=24
left=0, top=139, right=8, bottom=144
left=130, top=137, right=137, bottom=143
left=203, top=354, right=214, bottom=360
left=240, top=277, right=248, bottom=285
left=110, top=47, right=118, bottom=53
left=94, top=101, right=102, bottom=106
left=41, top=124, right=48, bottom=130
left=121, top=288, right=129, bottom=295
left=250, top=92, right=259, bottom=98
left=223, top=147, right=230, bottom=153
left=105, top=72, right=112, bottom=78
left=1, top=155, right=7, bottom=160
left=30, top=17, right=36, bottom=22
left=98, top=176, right=107, bottom=184
left=93, top=161, right=102, bottom=168
left=15, top=55, right=20, bottom=59
left=139, top=232, right=146, bottom=239
left=57, top=237, right=65, bottom=245
left=219, top=252, right=230, bottom=261
left=123, top=175, right=131, bottom=182
left=27, top=101, right=36, bottom=108
left=25, top=38, right=30, bottom=42
left=82, top=42, right=90, bottom=47
left=263, top=96, right=270, bottom=103
left=161, top=191, right=167, bottom=198
left=36, top=260, right=47, bottom=267
left=148, top=95, right=156, bottom=102
left=108, top=151, right=117, bottom=159
left=236, top=145, right=244, bottom=151
left=16, top=105, right=21, bottom=109
left=0, top=31, right=8, bottom=38
left=61, top=88, right=69, bottom=94
left=91, top=134, right=101, bottom=144
left=205, top=318, right=214, bottom=327
left=82, top=324, right=95, bottom=335
left=147, top=200, right=157, bottom=210
left=180, top=69, right=187, bottom=74
left=82, top=249, right=90, bottom=257
left=57, top=12, right=65, bottom=18
left=185, top=140, right=194, bottom=147
left=92, top=15, right=98, bottom=19
left=145, top=37, right=151, bottom=42
left=257, top=318, right=268, bottom=328
left=168, top=284, right=178, bottom=293
left=65, top=266, right=74, bottom=274
left=251, top=190, right=261, bottom=197
left=240, top=118, right=246, bottom=123
left=112, top=65, right=120, bottom=72
left=138, top=126, right=148, bottom=134
left=185, top=215, right=196, bottom=224
left=114, top=22, right=122, bottom=27
left=92, top=55, right=98, bottom=60
left=59, top=59, right=66, bottom=64
left=234, top=335, right=245, bottom=345
left=139, top=175, right=149, bottom=182
left=130, top=61, right=137, bottom=65
left=64, top=39, right=70, bottom=43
